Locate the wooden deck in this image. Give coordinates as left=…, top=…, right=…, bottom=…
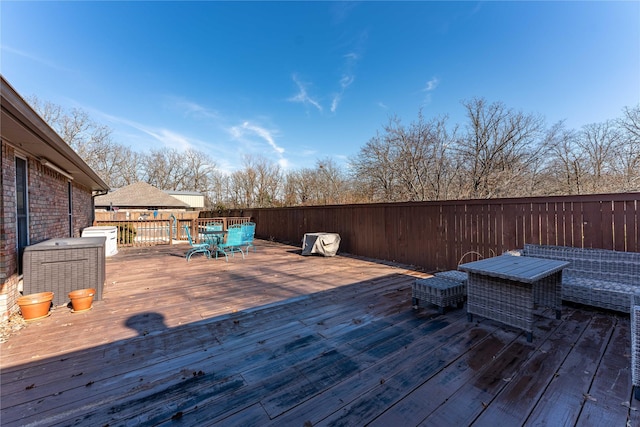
left=1, top=240, right=637, bottom=426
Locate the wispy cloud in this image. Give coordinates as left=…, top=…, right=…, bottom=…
left=234, top=121, right=284, bottom=154
left=173, top=99, right=220, bottom=120
left=330, top=95, right=342, bottom=114
left=95, top=111, right=194, bottom=151
left=94, top=100, right=287, bottom=171
left=144, top=128, right=193, bottom=151
left=228, top=121, right=289, bottom=170
left=175, top=101, right=289, bottom=167
left=331, top=52, right=359, bottom=113
left=329, top=2, right=360, bottom=25
left=290, top=28, right=365, bottom=115
left=277, top=158, right=289, bottom=169
left=288, top=74, right=323, bottom=112
left=423, top=77, right=440, bottom=92
left=1, top=44, right=71, bottom=71
left=340, top=74, right=355, bottom=88
left=421, top=77, right=440, bottom=105
left=343, top=52, right=359, bottom=62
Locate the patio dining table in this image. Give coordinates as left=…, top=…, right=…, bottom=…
left=201, top=229, right=226, bottom=247
left=459, top=255, right=570, bottom=342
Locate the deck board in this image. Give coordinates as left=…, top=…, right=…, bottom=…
left=0, top=240, right=635, bottom=426
left=577, top=315, right=632, bottom=426
left=468, top=308, right=589, bottom=426
left=524, top=312, right=617, bottom=425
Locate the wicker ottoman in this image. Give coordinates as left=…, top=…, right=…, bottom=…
left=434, top=270, right=468, bottom=295
left=412, top=277, right=466, bottom=314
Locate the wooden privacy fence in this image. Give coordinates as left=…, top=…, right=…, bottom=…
left=222, top=193, right=639, bottom=272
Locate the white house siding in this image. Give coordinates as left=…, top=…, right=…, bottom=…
left=169, top=194, right=204, bottom=209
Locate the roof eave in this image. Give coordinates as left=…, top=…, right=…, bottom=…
left=1, top=75, right=110, bottom=192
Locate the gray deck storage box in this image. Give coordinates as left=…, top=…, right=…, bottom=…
left=23, top=237, right=106, bottom=307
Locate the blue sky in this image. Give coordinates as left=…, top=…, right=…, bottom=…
left=2, top=1, right=639, bottom=173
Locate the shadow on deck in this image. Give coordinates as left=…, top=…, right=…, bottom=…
left=1, top=240, right=637, bottom=426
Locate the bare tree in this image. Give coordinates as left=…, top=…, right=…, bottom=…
left=89, top=144, right=143, bottom=188
left=116, top=147, right=144, bottom=187
left=455, top=98, right=546, bottom=198
left=405, top=113, right=459, bottom=201
left=350, top=130, right=399, bottom=202
left=182, top=149, right=218, bottom=193
left=27, top=96, right=139, bottom=188
left=388, top=115, right=431, bottom=201
left=576, top=120, right=622, bottom=192
left=139, top=147, right=220, bottom=201
left=316, top=158, right=348, bottom=205
left=281, top=159, right=352, bottom=206
left=224, top=156, right=283, bottom=208
left=203, top=170, right=231, bottom=210
left=350, top=113, right=459, bottom=202
left=283, top=168, right=317, bottom=206
left=541, top=122, right=586, bottom=195
left=251, top=156, right=283, bottom=207
left=228, top=169, right=253, bottom=208
left=616, top=105, right=640, bottom=191
left=142, top=149, right=187, bottom=190
left=28, top=97, right=94, bottom=150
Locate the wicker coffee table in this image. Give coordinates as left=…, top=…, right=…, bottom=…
left=459, top=255, right=569, bottom=342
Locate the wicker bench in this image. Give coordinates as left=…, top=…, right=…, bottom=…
left=412, top=277, right=465, bottom=314
left=633, top=294, right=640, bottom=400
left=521, top=244, right=640, bottom=398
left=522, top=244, right=640, bottom=314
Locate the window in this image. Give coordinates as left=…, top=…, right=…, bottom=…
left=68, top=181, right=73, bottom=236
left=15, top=157, right=28, bottom=274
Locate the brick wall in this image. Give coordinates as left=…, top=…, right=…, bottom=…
left=73, top=184, right=94, bottom=237
left=28, top=162, right=70, bottom=243
left=0, top=142, right=18, bottom=321
left=0, top=140, right=95, bottom=320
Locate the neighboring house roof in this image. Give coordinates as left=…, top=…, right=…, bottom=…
left=94, top=182, right=190, bottom=208
left=1, top=75, right=109, bottom=193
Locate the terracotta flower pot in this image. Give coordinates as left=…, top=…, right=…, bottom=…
left=17, top=292, right=54, bottom=321
left=68, top=288, right=96, bottom=312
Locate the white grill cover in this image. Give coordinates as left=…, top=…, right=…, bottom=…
left=301, top=232, right=341, bottom=257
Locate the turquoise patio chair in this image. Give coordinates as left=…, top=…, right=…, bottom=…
left=198, top=222, right=223, bottom=241
left=183, top=225, right=211, bottom=262
left=206, top=222, right=223, bottom=232
left=214, top=224, right=245, bottom=262
left=241, top=221, right=256, bottom=254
